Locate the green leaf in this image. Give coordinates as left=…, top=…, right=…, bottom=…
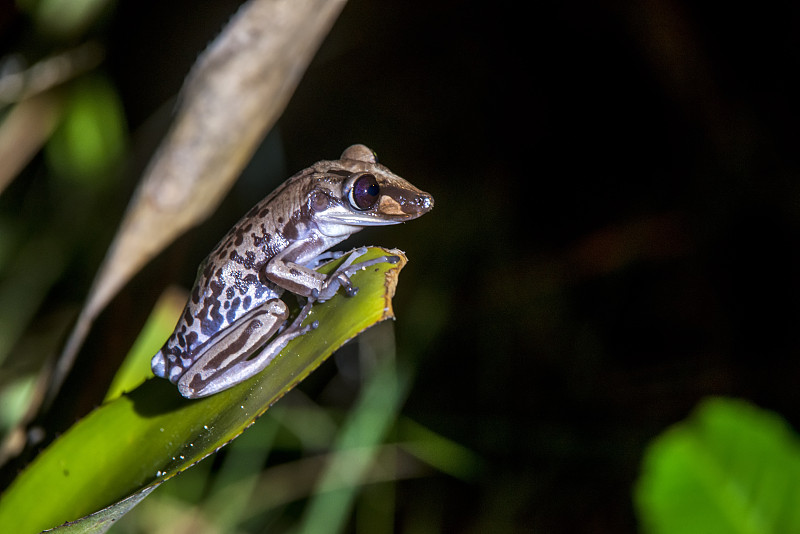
left=635, top=397, right=800, bottom=534
left=0, top=247, right=406, bottom=533
left=45, top=75, right=127, bottom=186
left=47, top=486, right=156, bottom=534
left=26, top=0, right=112, bottom=39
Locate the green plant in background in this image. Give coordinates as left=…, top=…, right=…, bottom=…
left=636, top=397, right=800, bottom=534
left=45, top=75, right=127, bottom=186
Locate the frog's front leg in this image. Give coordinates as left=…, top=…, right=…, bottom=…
left=313, top=247, right=400, bottom=300
left=265, top=244, right=399, bottom=302
left=177, top=298, right=316, bottom=398
left=302, top=250, right=345, bottom=270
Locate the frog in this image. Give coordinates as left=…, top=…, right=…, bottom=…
left=151, top=144, right=434, bottom=398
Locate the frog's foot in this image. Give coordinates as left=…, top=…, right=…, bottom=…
left=280, top=295, right=319, bottom=336
left=315, top=247, right=400, bottom=301
left=176, top=300, right=288, bottom=398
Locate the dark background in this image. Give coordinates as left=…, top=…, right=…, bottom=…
left=4, top=1, right=800, bottom=532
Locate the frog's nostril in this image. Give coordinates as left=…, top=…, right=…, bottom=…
left=418, top=193, right=434, bottom=211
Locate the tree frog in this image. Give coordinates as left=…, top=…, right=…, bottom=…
left=151, top=144, right=434, bottom=398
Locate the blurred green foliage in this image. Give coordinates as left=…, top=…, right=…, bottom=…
left=636, top=398, right=800, bottom=534
left=18, top=0, right=113, bottom=39
left=45, top=75, right=126, bottom=186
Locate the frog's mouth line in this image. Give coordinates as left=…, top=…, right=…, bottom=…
left=323, top=191, right=433, bottom=227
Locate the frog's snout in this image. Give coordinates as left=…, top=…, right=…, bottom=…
left=417, top=192, right=434, bottom=212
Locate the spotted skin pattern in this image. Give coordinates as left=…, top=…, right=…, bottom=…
left=151, top=145, right=434, bottom=397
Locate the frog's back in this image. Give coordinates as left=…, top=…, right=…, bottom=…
left=152, top=169, right=313, bottom=377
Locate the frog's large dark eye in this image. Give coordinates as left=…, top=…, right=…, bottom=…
left=348, top=173, right=380, bottom=210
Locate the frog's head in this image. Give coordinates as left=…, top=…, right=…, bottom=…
left=306, top=144, right=434, bottom=236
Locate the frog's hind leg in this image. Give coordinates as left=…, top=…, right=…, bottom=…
left=177, top=299, right=316, bottom=398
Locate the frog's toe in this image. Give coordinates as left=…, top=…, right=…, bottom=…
left=151, top=352, right=167, bottom=378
